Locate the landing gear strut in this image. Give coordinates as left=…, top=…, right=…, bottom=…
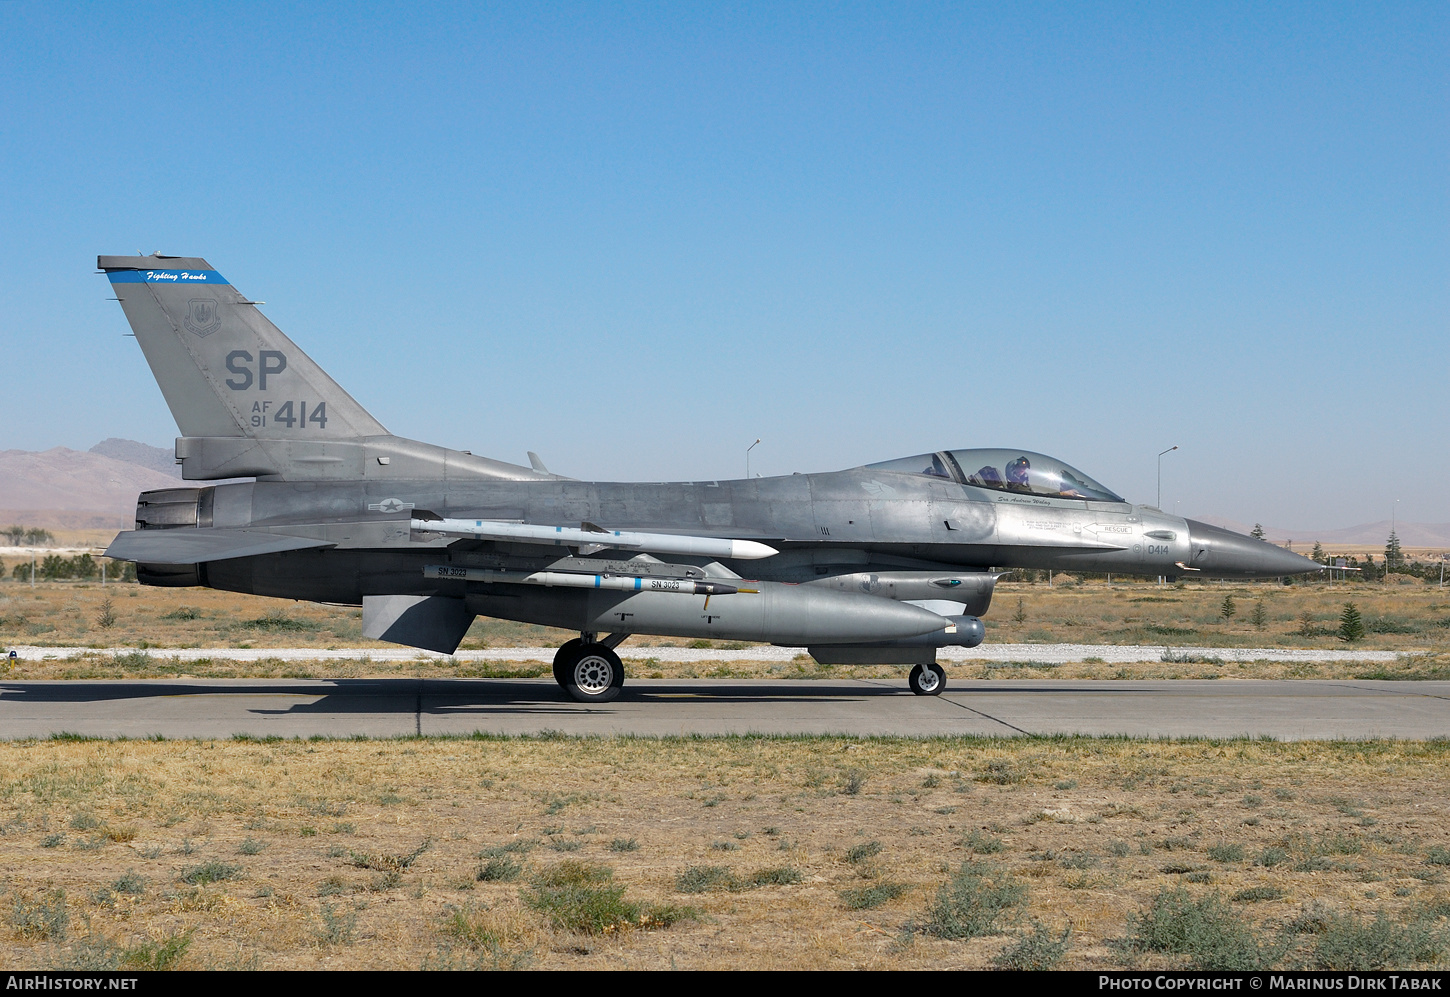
left=553, top=635, right=627, bottom=703
left=908, top=662, right=946, bottom=696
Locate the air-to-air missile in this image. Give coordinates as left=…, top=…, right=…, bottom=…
left=98, top=254, right=1322, bottom=702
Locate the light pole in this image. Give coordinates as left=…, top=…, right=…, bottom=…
left=1157, top=446, right=1178, bottom=509
left=746, top=439, right=760, bottom=479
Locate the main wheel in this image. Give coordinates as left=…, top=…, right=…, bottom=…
left=563, top=644, right=625, bottom=704
left=908, top=662, right=946, bottom=696
left=552, top=639, right=586, bottom=689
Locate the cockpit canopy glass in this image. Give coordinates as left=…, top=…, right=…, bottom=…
left=865, top=449, right=1124, bottom=503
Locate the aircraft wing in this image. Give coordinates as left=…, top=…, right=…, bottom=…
left=105, top=529, right=334, bottom=565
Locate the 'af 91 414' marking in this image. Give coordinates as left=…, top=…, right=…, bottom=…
left=249, top=400, right=328, bottom=429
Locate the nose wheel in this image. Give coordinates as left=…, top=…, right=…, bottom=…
left=553, top=640, right=625, bottom=703
left=908, top=662, right=946, bottom=696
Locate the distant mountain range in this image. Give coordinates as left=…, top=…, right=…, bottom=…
left=0, top=442, right=180, bottom=529
left=1, top=440, right=1446, bottom=547
left=88, top=438, right=183, bottom=478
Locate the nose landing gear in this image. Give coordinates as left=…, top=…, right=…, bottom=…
left=908, top=662, right=946, bottom=696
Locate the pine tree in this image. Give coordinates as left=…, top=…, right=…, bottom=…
left=1311, top=541, right=1325, bottom=564
left=1338, top=602, right=1365, bottom=642
left=1220, top=595, right=1236, bottom=621
left=1385, top=530, right=1403, bottom=573
left=1250, top=601, right=1268, bottom=630
left=1251, top=523, right=1266, bottom=541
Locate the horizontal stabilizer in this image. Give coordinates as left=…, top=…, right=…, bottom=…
left=105, top=528, right=333, bottom=565
left=413, top=518, right=779, bottom=560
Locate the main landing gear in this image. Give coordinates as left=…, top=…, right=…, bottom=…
left=908, top=662, right=946, bottom=696
left=553, top=635, right=627, bottom=704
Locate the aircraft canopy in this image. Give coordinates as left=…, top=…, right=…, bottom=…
left=865, top=449, right=1124, bottom=503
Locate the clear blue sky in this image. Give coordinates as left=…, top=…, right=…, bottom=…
left=3, top=3, right=1445, bottom=529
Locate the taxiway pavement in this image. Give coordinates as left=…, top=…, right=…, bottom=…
left=0, top=677, right=1444, bottom=740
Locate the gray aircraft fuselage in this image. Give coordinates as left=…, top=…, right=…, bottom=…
left=98, top=253, right=1321, bottom=698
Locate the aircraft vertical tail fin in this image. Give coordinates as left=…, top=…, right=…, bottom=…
left=99, top=254, right=387, bottom=442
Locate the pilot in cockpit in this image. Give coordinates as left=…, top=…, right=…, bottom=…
left=1006, top=456, right=1032, bottom=492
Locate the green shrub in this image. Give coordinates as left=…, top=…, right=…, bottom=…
left=525, top=862, right=639, bottom=935
left=920, top=862, right=1026, bottom=940
left=179, top=861, right=240, bottom=885
left=440, top=904, right=506, bottom=950
left=1208, top=843, right=1245, bottom=863
left=609, top=838, right=639, bottom=853
left=976, top=759, right=1025, bottom=785
left=476, top=857, right=522, bottom=882
left=112, top=870, right=145, bottom=895
left=961, top=829, right=1006, bottom=854
left=11, top=890, right=68, bottom=940
left=318, top=902, right=356, bottom=945
left=995, top=920, right=1071, bottom=970
left=676, top=865, right=738, bottom=893
left=239, top=612, right=320, bottom=632
left=368, top=871, right=401, bottom=892
left=845, top=841, right=882, bottom=864
left=745, top=866, right=801, bottom=887
left=840, top=882, right=908, bottom=910
left=1310, top=911, right=1447, bottom=970
left=121, top=930, right=192, bottom=970
left=1120, top=887, right=1285, bottom=970
left=1231, top=886, right=1285, bottom=903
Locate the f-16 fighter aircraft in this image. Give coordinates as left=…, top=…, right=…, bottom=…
left=100, top=254, right=1321, bottom=701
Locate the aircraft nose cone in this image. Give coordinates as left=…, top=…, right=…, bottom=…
left=1184, top=520, right=1324, bottom=578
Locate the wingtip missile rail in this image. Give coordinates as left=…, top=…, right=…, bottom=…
left=411, top=518, right=779, bottom=560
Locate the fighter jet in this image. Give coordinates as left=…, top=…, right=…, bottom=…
left=99, top=254, right=1321, bottom=701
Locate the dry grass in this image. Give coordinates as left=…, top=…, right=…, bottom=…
left=984, top=577, right=1450, bottom=653
left=3, top=571, right=1445, bottom=654
left=1, top=572, right=1447, bottom=681
left=0, top=735, right=1447, bottom=970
